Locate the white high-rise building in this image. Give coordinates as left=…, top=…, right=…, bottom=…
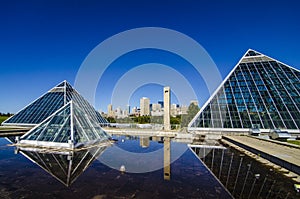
left=152, top=103, right=162, bottom=111
left=107, top=104, right=114, bottom=117
left=131, top=106, right=139, bottom=116
left=140, top=97, right=150, bottom=116
left=115, top=107, right=122, bottom=118
left=151, top=103, right=163, bottom=116
left=171, top=103, right=178, bottom=116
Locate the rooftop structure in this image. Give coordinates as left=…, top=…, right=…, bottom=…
left=189, top=49, right=300, bottom=133
left=2, top=81, right=108, bottom=127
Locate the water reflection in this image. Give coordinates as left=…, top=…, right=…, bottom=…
left=99, top=135, right=187, bottom=174
left=12, top=135, right=173, bottom=186
left=190, top=146, right=300, bottom=199
left=139, top=136, right=150, bottom=148
left=0, top=136, right=234, bottom=198
left=16, top=145, right=108, bottom=186
left=163, top=137, right=171, bottom=180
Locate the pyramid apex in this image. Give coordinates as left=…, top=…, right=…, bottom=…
left=244, top=49, right=262, bottom=57
left=56, top=80, right=72, bottom=87
left=63, top=80, right=72, bottom=85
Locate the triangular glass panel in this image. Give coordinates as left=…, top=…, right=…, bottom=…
left=21, top=102, right=71, bottom=144
left=72, top=101, right=110, bottom=146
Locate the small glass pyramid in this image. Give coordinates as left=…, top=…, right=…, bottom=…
left=20, top=101, right=110, bottom=148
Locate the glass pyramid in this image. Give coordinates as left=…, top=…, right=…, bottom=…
left=189, top=49, right=300, bottom=133
left=19, top=145, right=107, bottom=186
left=2, top=81, right=108, bottom=126
left=20, top=101, right=110, bottom=148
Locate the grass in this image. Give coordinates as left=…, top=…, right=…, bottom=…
left=0, top=116, right=9, bottom=124
left=287, top=140, right=300, bottom=146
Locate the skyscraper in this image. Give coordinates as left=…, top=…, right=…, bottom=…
left=107, top=104, right=114, bottom=117
left=126, top=104, right=131, bottom=114
left=140, top=97, right=150, bottom=116
left=152, top=103, right=162, bottom=111
left=158, top=101, right=164, bottom=108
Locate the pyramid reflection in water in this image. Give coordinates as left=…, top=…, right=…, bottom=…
left=18, top=145, right=107, bottom=186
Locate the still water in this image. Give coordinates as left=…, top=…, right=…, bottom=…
left=0, top=136, right=232, bottom=199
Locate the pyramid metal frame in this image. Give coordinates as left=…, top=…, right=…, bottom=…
left=188, top=49, right=300, bottom=133
left=2, top=80, right=108, bottom=127
left=20, top=101, right=110, bottom=148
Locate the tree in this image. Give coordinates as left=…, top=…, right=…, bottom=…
left=105, top=117, right=116, bottom=123
left=170, top=115, right=181, bottom=129
left=170, top=115, right=181, bottom=125
left=137, top=115, right=151, bottom=124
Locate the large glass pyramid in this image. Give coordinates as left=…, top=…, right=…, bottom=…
left=20, top=101, right=110, bottom=148
left=189, top=49, right=300, bottom=133
left=19, top=145, right=107, bottom=186
left=2, top=81, right=108, bottom=126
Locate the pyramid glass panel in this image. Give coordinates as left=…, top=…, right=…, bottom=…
left=20, top=101, right=110, bottom=148
left=189, top=49, right=300, bottom=133
left=2, top=81, right=108, bottom=126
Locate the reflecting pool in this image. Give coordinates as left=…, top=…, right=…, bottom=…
left=0, top=136, right=232, bottom=199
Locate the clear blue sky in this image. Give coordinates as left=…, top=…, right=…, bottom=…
left=1, top=0, right=300, bottom=113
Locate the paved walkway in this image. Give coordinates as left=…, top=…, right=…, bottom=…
left=224, top=135, right=300, bottom=167
left=103, top=127, right=178, bottom=137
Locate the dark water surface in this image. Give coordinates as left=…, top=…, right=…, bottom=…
left=0, top=136, right=232, bottom=199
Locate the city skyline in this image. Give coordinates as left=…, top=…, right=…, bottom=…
left=1, top=1, right=300, bottom=113
left=104, top=96, right=191, bottom=118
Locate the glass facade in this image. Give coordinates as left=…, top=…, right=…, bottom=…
left=2, top=81, right=108, bottom=126
left=20, top=101, right=110, bottom=148
left=189, top=50, right=300, bottom=131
